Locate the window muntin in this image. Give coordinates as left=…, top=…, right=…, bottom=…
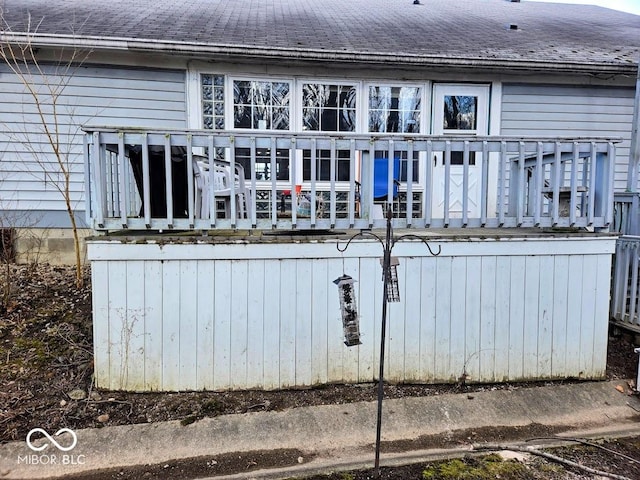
left=302, top=83, right=357, bottom=132
left=368, top=86, right=421, bottom=133
left=202, top=74, right=225, bottom=130
left=233, top=80, right=290, bottom=130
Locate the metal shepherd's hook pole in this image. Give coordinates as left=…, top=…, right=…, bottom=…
left=335, top=203, right=440, bottom=478
left=374, top=204, right=393, bottom=478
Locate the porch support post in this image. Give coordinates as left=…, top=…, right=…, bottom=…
left=626, top=62, right=640, bottom=193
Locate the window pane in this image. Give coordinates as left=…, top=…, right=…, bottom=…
left=369, top=86, right=421, bottom=133
left=443, top=95, right=477, bottom=130
left=272, top=107, right=290, bottom=130
left=234, top=81, right=252, bottom=105
left=234, top=105, right=251, bottom=129
left=272, top=82, right=290, bottom=107
left=303, top=107, right=319, bottom=130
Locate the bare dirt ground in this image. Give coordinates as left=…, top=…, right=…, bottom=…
left=1, top=264, right=640, bottom=479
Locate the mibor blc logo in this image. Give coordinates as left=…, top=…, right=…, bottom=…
left=19, top=428, right=85, bottom=466
left=26, top=428, right=77, bottom=452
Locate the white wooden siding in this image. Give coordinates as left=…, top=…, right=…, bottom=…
left=88, top=236, right=615, bottom=391
left=501, top=84, right=635, bottom=192
left=0, top=64, right=186, bottom=218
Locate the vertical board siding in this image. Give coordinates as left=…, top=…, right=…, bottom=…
left=551, top=255, right=570, bottom=378
left=213, top=261, right=232, bottom=390
left=0, top=64, right=186, bottom=218
left=501, top=84, right=635, bottom=192
left=479, top=256, right=496, bottom=382
left=88, top=237, right=615, bottom=391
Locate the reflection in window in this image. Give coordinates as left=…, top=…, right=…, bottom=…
left=233, top=80, right=290, bottom=130
left=234, top=148, right=290, bottom=181
left=369, top=86, right=421, bottom=133
left=302, top=83, right=356, bottom=132
left=202, top=74, right=225, bottom=130
left=443, top=96, right=477, bottom=130
left=302, top=150, right=352, bottom=182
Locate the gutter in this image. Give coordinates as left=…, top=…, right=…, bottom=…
left=1, top=31, right=638, bottom=76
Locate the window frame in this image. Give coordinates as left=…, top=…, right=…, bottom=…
left=228, top=76, right=293, bottom=132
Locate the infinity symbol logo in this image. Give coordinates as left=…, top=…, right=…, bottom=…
left=26, top=428, right=78, bottom=452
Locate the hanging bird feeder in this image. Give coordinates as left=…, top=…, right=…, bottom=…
left=380, top=256, right=401, bottom=302
left=333, top=274, right=362, bottom=347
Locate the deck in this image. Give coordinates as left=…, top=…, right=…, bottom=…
left=83, top=128, right=620, bottom=391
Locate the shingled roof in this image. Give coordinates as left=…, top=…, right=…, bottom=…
left=1, top=0, right=639, bottom=74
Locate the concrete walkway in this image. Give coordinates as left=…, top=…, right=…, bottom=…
left=1, top=380, right=639, bottom=479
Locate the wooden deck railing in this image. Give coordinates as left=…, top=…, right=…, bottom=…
left=611, top=235, right=640, bottom=333
left=83, top=128, right=618, bottom=232
left=613, top=192, right=640, bottom=235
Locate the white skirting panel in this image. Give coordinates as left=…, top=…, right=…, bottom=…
left=88, top=235, right=616, bottom=391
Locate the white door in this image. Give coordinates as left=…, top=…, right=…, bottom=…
left=432, top=84, right=489, bottom=219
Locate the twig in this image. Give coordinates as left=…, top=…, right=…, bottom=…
left=526, top=436, right=640, bottom=466
left=85, top=399, right=132, bottom=405
left=82, top=378, right=94, bottom=414
left=474, top=444, right=633, bottom=480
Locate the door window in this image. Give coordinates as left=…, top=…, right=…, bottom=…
left=442, top=94, right=480, bottom=164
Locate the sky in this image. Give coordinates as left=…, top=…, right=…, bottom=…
left=526, top=0, right=640, bottom=15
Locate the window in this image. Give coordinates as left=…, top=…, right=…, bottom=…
left=302, top=83, right=357, bottom=132
left=302, top=83, right=356, bottom=181
left=368, top=86, right=421, bottom=133
left=368, top=85, right=422, bottom=181
left=233, top=80, right=291, bottom=179
left=443, top=95, right=477, bottom=131
left=235, top=148, right=290, bottom=181
left=202, top=74, right=225, bottom=130
left=233, top=80, right=290, bottom=130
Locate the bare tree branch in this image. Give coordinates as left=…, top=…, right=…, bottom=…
left=0, top=11, right=93, bottom=287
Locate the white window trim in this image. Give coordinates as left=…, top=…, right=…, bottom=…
left=186, top=68, right=204, bottom=129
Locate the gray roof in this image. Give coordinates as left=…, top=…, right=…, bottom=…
left=1, top=0, right=639, bottom=73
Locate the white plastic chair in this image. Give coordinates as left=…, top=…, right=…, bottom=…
left=194, top=159, right=252, bottom=220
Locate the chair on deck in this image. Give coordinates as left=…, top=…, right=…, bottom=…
left=194, top=159, right=252, bottom=220
left=372, top=157, right=401, bottom=218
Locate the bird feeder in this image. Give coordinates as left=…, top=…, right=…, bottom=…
left=333, top=274, right=362, bottom=347
left=381, top=256, right=401, bottom=302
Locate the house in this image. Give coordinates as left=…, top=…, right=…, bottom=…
left=1, top=0, right=639, bottom=391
